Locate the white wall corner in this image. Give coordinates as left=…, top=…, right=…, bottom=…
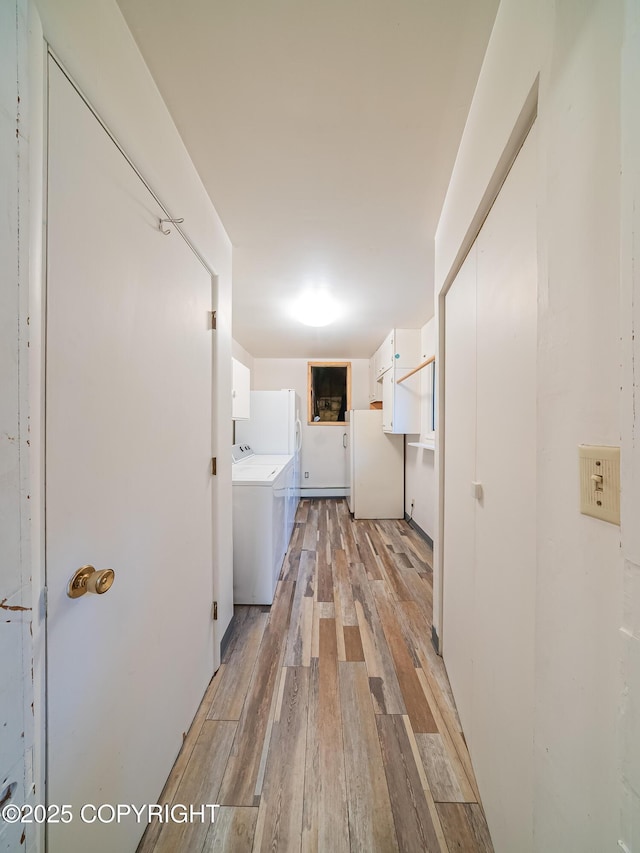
left=232, top=338, right=255, bottom=373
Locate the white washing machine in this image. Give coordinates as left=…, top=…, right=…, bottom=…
left=231, top=444, right=295, bottom=604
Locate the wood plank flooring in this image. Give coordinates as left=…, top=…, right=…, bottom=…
left=138, top=499, right=493, bottom=853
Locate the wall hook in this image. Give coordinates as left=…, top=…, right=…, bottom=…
left=159, top=217, right=184, bottom=235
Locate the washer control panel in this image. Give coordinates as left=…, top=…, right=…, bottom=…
left=232, top=443, right=255, bottom=463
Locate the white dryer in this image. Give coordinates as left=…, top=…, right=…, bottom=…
left=231, top=444, right=295, bottom=604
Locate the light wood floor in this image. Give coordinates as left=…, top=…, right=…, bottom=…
left=138, top=499, right=493, bottom=852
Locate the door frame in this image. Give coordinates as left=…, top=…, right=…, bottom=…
left=433, top=84, right=539, bottom=656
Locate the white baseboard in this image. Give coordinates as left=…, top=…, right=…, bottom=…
left=300, top=487, right=348, bottom=498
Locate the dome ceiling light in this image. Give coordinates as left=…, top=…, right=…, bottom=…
left=291, top=288, right=340, bottom=327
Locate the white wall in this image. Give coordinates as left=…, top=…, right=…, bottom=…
left=0, top=3, right=37, bottom=851
left=232, top=338, right=255, bottom=375
left=404, top=318, right=436, bottom=540
left=252, top=358, right=369, bottom=494
left=435, top=0, right=631, bottom=849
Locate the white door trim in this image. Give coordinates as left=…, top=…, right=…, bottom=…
left=434, top=82, right=539, bottom=655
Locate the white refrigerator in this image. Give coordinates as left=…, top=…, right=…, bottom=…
left=235, top=389, right=302, bottom=528
left=346, top=409, right=404, bottom=518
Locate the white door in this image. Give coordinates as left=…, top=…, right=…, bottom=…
left=442, top=124, right=537, bottom=852
left=471, top=126, right=537, bottom=850
left=46, top=59, right=215, bottom=852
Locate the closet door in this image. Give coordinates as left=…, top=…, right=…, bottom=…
left=46, top=59, right=215, bottom=853
left=473, top=125, right=537, bottom=851
left=442, top=123, right=537, bottom=853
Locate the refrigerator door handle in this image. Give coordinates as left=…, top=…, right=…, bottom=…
left=343, top=432, right=348, bottom=448
left=295, top=418, right=303, bottom=452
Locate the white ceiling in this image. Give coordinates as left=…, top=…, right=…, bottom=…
left=117, top=0, right=498, bottom=358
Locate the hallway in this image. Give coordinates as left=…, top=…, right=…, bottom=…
left=138, top=499, right=493, bottom=852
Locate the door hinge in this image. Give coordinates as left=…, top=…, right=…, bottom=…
left=210, top=310, right=217, bottom=330
left=212, top=601, right=218, bottom=621
left=211, top=457, right=217, bottom=475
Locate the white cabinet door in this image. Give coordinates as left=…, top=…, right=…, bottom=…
left=393, top=328, right=420, bottom=367
left=376, top=330, right=394, bottom=377
left=46, top=61, right=215, bottom=853
left=368, top=357, right=382, bottom=402
left=232, top=357, right=251, bottom=419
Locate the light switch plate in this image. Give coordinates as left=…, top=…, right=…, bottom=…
left=578, top=444, right=620, bottom=525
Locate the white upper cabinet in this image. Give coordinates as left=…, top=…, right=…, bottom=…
left=374, top=328, right=420, bottom=377
left=366, top=328, right=422, bottom=430
left=232, top=357, right=251, bottom=420
left=369, top=327, right=420, bottom=402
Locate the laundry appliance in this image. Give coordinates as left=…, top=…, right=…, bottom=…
left=231, top=443, right=296, bottom=604
left=235, top=389, right=302, bottom=535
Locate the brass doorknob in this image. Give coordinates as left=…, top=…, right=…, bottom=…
left=67, top=565, right=115, bottom=599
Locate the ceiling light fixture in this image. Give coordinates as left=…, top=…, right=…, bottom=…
left=291, top=288, right=340, bottom=327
